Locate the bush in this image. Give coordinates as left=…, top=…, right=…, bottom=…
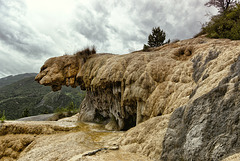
left=0, top=110, right=6, bottom=123
left=203, top=4, right=240, bottom=40
left=74, top=46, right=96, bottom=61
left=52, top=102, right=78, bottom=120
left=22, top=108, right=30, bottom=118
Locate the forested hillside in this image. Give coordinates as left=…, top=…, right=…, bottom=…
left=0, top=75, right=85, bottom=120
left=0, top=73, right=36, bottom=88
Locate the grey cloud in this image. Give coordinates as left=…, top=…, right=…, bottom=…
left=74, top=1, right=152, bottom=52
left=0, top=46, right=49, bottom=78
left=0, top=49, right=30, bottom=77
left=0, top=0, right=59, bottom=58
left=73, top=0, right=209, bottom=53
left=120, top=0, right=214, bottom=47
left=92, top=1, right=110, bottom=16
left=0, top=0, right=217, bottom=78
left=74, top=5, right=110, bottom=44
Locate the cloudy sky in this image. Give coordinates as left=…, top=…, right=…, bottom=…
left=0, top=0, right=217, bottom=78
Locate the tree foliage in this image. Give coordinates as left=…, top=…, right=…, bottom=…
left=143, top=27, right=169, bottom=51
left=22, top=108, right=30, bottom=118
left=148, top=27, right=166, bottom=47
left=53, top=102, right=79, bottom=120
left=205, top=0, right=239, bottom=12
left=202, top=3, right=240, bottom=40
left=0, top=110, right=6, bottom=123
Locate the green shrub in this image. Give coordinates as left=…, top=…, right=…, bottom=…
left=0, top=110, right=6, bottom=123
left=22, top=108, right=30, bottom=118
left=203, top=4, right=240, bottom=40
left=53, top=102, right=78, bottom=120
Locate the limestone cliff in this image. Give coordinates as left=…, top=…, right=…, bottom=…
left=161, top=47, right=240, bottom=160
left=35, top=36, right=240, bottom=160
left=35, top=36, right=239, bottom=131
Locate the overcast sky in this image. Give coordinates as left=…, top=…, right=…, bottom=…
left=0, top=0, right=217, bottom=78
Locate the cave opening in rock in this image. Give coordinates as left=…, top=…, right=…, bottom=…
left=94, top=109, right=110, bottom=124
left=122, top=114, right=136, bottom=131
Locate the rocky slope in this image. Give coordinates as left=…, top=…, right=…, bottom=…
left=161, top=48, right=240, bottom=160
left=33, top=36, right=240, bottom=160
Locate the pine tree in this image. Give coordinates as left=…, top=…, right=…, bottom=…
left=148, top=27, right=166, bottom=47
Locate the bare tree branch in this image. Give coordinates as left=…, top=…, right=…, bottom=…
left=205, top=0, right=239, bottom=12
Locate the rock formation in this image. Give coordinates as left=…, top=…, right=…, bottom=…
left=0, top=120, right=77, bottom=160
left=35, top=40, right=195, bottom=130
left=161, top=50, right=240, bottom=160
left=0, top=115, right=151, bottom=161
left=35, top=36, right=240, bottom=160
left=118, top=114, right=170, bottom=160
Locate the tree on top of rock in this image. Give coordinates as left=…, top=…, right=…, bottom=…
left=143, top=27, right=170, bottom=51
left=148, top=27, right=166, bottom=47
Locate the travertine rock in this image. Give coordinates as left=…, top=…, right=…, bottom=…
left=0, top=121, right=75, bottom=135
left=223, top=153, right=240, bottom=161
left=161, top=53, right=240, bottom=160
left=0, top=134, right=34, bottom=160
left=0, top=119, right=151, bottom=161
left=36, top=37, right=240, bottom=131
left=34, top=37, right=240, bottom=160
left=118, top=114, right=170, bottom=160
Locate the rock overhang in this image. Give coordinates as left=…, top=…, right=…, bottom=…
left=35, top=37, right=240, bottom=131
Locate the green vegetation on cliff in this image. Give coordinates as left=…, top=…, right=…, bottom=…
left=0, top=75, right=85, bottom=120
left=203, top=3, right=240, bottom=40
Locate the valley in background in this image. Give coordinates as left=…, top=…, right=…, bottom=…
left=0, top=73, right=85, bottom=120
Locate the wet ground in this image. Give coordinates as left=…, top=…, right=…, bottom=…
left=1, top=114, right=152, bottom=161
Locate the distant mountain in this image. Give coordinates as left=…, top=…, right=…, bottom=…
left=0, top=73, right=37, bottom=88
left=0, top=74, right=85, bottom=120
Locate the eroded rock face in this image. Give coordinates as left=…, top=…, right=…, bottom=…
left=0, top=135, right=34, bottom=160
left=79, top=90, right=136, bottom=130
left=36, top=37, right=240, bottom=132
left=161, top=55, right=240, bottom=160
left=118, top=114, right=170, bottom=160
